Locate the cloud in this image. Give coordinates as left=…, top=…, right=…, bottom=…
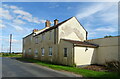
left=76, top=3, right=104, bottom=19
left=76, top=3, right=116, bottom=20
left=2, top=4, right=45, bottom=24
left=13, top=9, right=32, bottom=16
left=10, top=5, right=19, bottom=10
left=13, top=19, right=26, bottom=24
left=0, top=24, right=6, bottom=28
left=67, top=7, right=72, bottom=10
left=3, top=4, right=21, bottom=10
left=95, top=26, right=117, bottom=33
left=49, top=5, right=59, bottom=8
left=6, top=22, right=23, bottom=31
left=0, top=8, right=13, bottom=20
left=76, top=2, right=118, bottom=39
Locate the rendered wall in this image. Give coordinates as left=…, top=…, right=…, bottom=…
left=74, top=47, right=95, bottom=66
left=87, top=36, right=120, bottom=65
left=58, top=17, right=87, bottom=42
left=58, top=40, right=74, bottom=66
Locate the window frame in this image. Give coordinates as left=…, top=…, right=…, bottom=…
left=64, top=48, right=67, bottom=57
left=34, top=49, right=38, bottom=57
left=28, top=48, right=31, bottom=55
left=49, top=47, right=52, bottom=56
left=42, top=33, right=45, bottom=41
left=41, top=48, right=45, bottom=56
left=35, top=37, right=38, bottom=44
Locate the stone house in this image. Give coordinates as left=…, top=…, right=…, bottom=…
left=23, top=17, right=119, bottom=66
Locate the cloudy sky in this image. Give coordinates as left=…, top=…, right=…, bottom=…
left=0, top=2, right=118, bottom=52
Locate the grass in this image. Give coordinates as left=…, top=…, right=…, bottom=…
left=2, top=53, right=22, bottom=57
left=18, top=58, right=120, bottom=78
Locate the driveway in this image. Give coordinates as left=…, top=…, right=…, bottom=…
left=2, top=57, right=81, bottom=77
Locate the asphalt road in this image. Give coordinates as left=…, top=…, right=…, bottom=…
left=2, top=57, right=81, bottom=77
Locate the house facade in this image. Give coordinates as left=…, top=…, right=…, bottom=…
left=23, top=17, right=120, bottom=66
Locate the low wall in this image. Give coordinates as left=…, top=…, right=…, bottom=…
left=87, top=36, right=120, bottom=65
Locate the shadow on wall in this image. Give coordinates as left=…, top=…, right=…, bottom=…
left=90, top=48, right=98, bottom=65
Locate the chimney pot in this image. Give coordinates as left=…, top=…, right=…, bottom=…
left=45, top=20, right=51, bottom=27
left=33, top=29, right=38, bottom=33
left=54, top=19, right=59, bottom=26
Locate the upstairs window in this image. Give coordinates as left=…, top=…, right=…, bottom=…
left=35, top=37, right=38, bottom=44
left=31, top=36, right=32, bottom=41
left=64, top=48, right=67, bottom=57
left=49, top=47, right=52, bottom=56
left=42, top=33, right=45, bottom=41
left=41, top=48, right=45, bottom=56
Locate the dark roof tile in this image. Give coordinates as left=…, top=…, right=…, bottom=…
left=62, top=39, right=99, bottom=48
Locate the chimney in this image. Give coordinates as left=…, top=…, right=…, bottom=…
left=45, top=20, right=51, bottom=27
left=54, top=19, right=59, bottom=26
left=33, top=29, right=38, bottom=33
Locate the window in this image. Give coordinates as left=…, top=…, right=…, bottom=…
left=28, top=48, right=31, bottom=55
left=34, top=49, right=38, bottom=57
left=49, top=31, right=52, bottom=40
left=42, top=34, right=45, bottom=40
left=23, top=50, right=25, bottom=54
left=31, top=36, right=32, bottom=41
left=64, top=48, right=67, bottom=57
left=35, top=37, right=38, bottom=44
left=49, top=47, right=52, bottom=56
left=41, top=48, right=45, bottom=56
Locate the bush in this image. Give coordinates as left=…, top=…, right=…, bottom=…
left=105, top=61, right=120, bottom=72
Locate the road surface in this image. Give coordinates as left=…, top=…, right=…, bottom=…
left=2, top=57, right=81, bottom=77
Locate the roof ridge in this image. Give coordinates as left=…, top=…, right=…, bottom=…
left=35, top=17, right=74, bottom=36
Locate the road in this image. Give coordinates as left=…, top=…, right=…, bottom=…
left=2, top=57, right=81, bottom=77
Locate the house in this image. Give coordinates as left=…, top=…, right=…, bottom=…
left=22, top=17, right=120, bottom=66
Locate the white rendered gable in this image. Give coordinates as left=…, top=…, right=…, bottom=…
left=59, top=17, right=87, bottom=41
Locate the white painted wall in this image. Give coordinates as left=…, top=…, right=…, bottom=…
left=87, top=36, right=120, bottom=65
left=59, top=17, right=87, bottom=42
left=74, top=47, right=95, bottom=66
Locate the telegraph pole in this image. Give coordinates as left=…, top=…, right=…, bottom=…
left=9, top=34, right=12, bottom=54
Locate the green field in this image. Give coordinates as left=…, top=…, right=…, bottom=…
left=18, top=58, right=120, bottom=78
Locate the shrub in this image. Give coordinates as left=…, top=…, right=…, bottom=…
left=105, top=61, right=120, bottom=72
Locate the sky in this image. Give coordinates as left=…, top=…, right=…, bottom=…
left=0, top=2, right=118, bottom=52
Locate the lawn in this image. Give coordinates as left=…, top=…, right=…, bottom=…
left=18, top=58, right=120, bottom=78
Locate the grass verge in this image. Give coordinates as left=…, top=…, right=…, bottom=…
left=2, top=53, right=22, bottom=57
left=18, top=58, right=120, bottom=78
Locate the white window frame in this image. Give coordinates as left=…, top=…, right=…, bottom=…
left=35, top=37, right=38, bottom=44
left=42, top=33, right=45, bottom=41
left=31, top=36, right=32, bottom=41
left=34, top=49, right=38, bottom=57
left=64, top=48, right=67, bottom=57
left=28, top=48, right=31, bottom=55
left=23, top=50, right=26, bottom=54
left=49, top=47, right=52, bottom=56
left=41, top=48, right=45, bottom=56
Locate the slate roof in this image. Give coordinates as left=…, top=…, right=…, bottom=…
left=35, top=17, right=73, bottom=36
left=62, top=39, right=99, bottom=48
